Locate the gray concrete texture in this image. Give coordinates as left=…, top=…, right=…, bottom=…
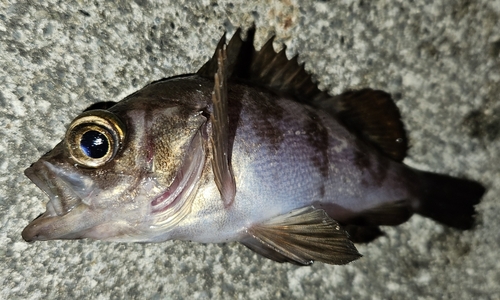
left=1, top=0, right=499, bottom=299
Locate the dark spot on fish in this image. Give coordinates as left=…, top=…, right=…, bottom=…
left=170, top=22, right=175, bottom=29
left=353, top=138, right=389, bottom=187
left=370, top=156, right=389, bottom=186
left=340, top=36, right=345, bottom=45
left=19, top=96, right=25, bottom=102
left=304, top=109, right=329, bottom=178
left=353, top=150, right=371, bottom=170
left=145, top=45, right=153, bottom=53
left=78, top=10, right=90, bottom=17
left=241, top=87, right=285, bottom=151
left=319, top=184, right=325, bottom=198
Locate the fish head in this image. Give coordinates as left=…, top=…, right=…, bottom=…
left=23, top=94, right=208, bottom=243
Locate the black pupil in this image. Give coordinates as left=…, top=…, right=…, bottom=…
left=80, top=130, right=109, bottom=159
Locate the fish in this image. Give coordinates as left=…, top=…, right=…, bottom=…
left=22, top=28, right=486, bottom=266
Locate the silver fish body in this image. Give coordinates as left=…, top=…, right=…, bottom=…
left=23, top=29, right=485, bottom=265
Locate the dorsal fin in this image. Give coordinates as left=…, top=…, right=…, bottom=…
left=197, top=31, right=228, bottom=79
left=319, top=89, right=408, bottom=162
left=198, top=28, right=408, bottom=162
left=198, top=29, right=243, bottom=79
left=197, top=28, right=330, bottom=104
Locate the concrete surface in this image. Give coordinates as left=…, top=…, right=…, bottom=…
left=1, top=0, right=499, bottom=299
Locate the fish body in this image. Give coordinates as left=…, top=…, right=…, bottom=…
left=22, top=29, right=485, bottom=265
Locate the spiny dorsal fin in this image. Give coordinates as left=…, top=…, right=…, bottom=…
left=241, top=206, right=361, bottom=265
left=197, top=28, right=330, bottom=104
left=210, top=45, right=236, bottom=208
left=197, top=32, right=225, bottom=77
left=319, top=89, right=408, bottom=162
left=244, top=37, right=328, bottom=103
left=197, top=28, right=250, bottom=79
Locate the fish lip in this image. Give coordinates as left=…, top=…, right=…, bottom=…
left=24, top=165, right=64, bottom=218
left=21, top=211, right=61, bottom=242
left=21, top=202, right=92, bottom=242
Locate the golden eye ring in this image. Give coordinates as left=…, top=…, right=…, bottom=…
left=65, top=109, right=126, bottom=168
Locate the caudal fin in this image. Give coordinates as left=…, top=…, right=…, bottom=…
left=415, top=171, right=485, bottom=230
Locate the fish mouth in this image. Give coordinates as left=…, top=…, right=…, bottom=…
left=22, top=162, right=95, bottom=242
left=24, top=164, right=80, bottom=217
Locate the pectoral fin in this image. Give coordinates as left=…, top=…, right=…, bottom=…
left=210, top=45, right=236, bottom=207
left=241, top=207, right=361, bottom=265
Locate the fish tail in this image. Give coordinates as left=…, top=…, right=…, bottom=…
left=414, top=171, right=485, bottom=230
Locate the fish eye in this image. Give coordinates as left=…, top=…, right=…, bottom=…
left=80, top=130, right=109, bottom=159
left=65, top=110, right=126, bottom=168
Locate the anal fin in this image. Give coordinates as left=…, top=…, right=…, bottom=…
left=343, top=225, right=385, bottom=243
left=347, top=199, right=412, bottom=226
left=241, top=207, right=361, bottom=265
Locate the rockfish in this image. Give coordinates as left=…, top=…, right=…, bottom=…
left=22, top=28, right=485, bottom=265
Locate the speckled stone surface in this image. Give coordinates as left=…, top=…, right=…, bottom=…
left=1, top=0, right=499, bottom=299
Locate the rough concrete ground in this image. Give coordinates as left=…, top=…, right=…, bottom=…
left=1, top=0, right=499, bottom=299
